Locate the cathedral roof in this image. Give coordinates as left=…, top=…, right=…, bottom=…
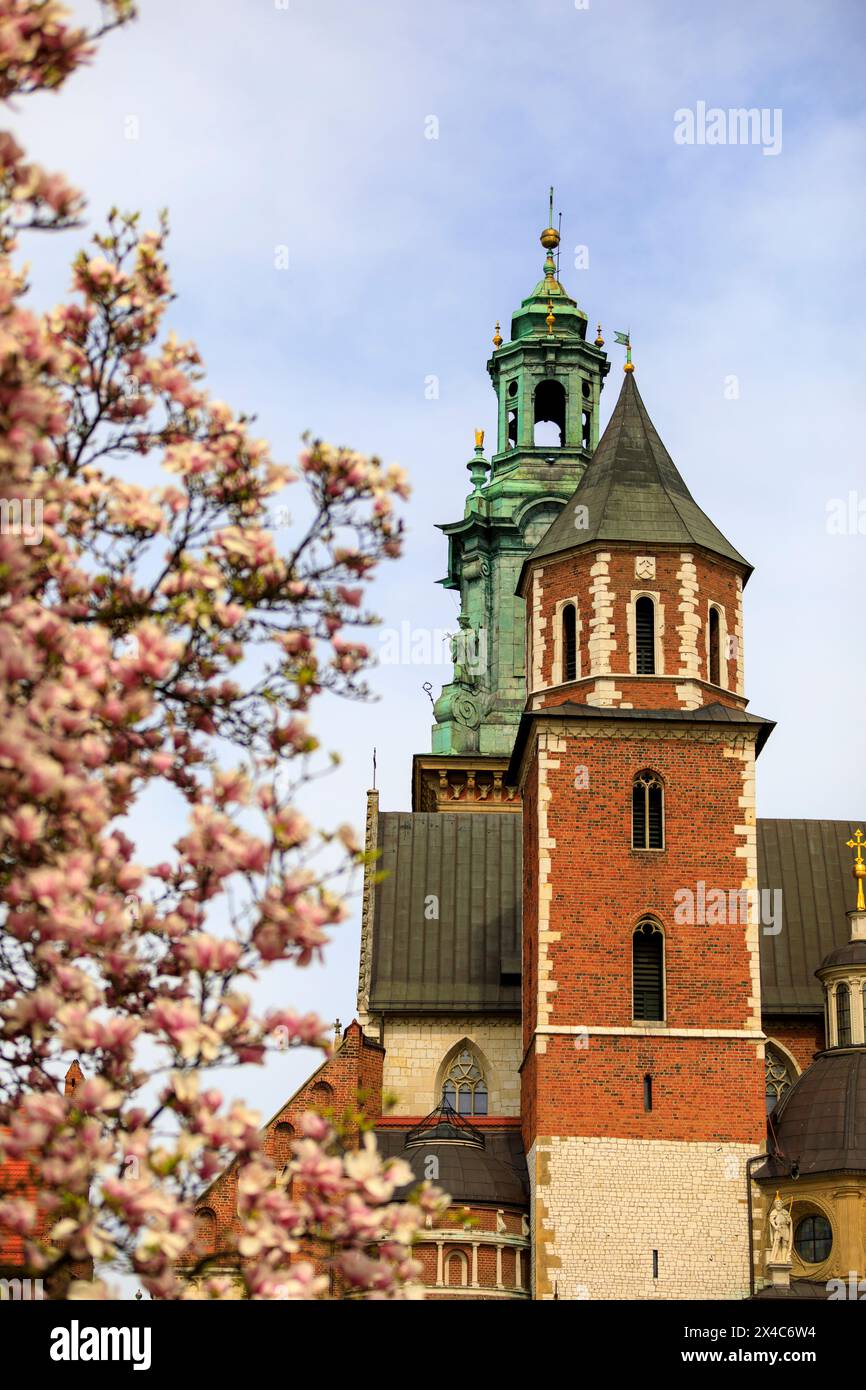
left=758, top=1049, right=866, bottom=1178
left=520, top=369, right=751, bottom=583
left=368, top=813, right=862, bottom=1017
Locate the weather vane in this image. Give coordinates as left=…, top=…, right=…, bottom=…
left=614, top=329, right=633, bottom=372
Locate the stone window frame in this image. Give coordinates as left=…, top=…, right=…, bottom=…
left=826, top=976, right=866, bottom=1047
left=764, top=1039, right=799, bottom=1113
left=441, top=1044, right=489, bottom=1117
left=627, top=589, right=665, bottom=677
left=705, top=600, right=730, bottom=690
left=791, top=1206, right=834, bottom=1268
left=551, top=596, right=582, bottom=686
left=433, top=1039, right=494, bottom=1112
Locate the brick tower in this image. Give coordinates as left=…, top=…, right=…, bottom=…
left=508, top=360, right=774, bottom=1299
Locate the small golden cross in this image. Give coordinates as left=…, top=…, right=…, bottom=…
left=847, top=829, right=866, bottom=910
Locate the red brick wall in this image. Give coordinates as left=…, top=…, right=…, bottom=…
left=763, top=1016, right=824, bottom=1073
left=186, top=1021, right=384, bottom=1265
left=521, top=722, right=765, bottom=1150
left=530, top=543, right=744, bottom=705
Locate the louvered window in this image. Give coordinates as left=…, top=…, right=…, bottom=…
left=632, top=771, right=664, bottom=850
left=633, top=920, right=664, bottom=1021
left=562, top=604, right=577, bottom=682
left=635, top=596, right=655, bottom=674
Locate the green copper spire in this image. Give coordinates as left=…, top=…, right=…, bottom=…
left=432, top=202, right=610, bottom=757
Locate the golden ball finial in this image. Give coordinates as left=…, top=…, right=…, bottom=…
left=624, top=361, right=635, bottom=373
left=545, top=299, right=556, bottom=335
left=595, top=323, right=604, bottom=348
left=492, top=321, right=502, bottom=348
left=540, top=226, right=560, bottom=251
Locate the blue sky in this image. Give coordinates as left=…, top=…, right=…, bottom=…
left=13, top=0, right=866, bottom=1116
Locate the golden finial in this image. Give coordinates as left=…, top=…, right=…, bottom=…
left=540, top=185, right=560, bottom=250
left=474, top=428, right=485, bottom=450
left=847, top=829, right=866, bottom=911
left=546, top=298, right=556, bottom=335
left=492, top=322, right=502, bottom=348
left=595, top=323, right=604, bottom=348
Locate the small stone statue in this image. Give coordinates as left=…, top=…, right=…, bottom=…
left=496, top=1209, right=506, bottom=1234
left=768, top=1195, right=793, bottom=1264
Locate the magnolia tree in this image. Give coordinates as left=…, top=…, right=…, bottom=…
left=0, top=0, right=443, bottom=1299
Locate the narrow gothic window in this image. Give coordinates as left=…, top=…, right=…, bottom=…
left=764, top=1043, right=796, bottom=1113
left=442, top=1047, right=488, bottom=1115
left=562, top=604, right=577, bottom=682
left=836, top=984, right=852, bottom=1046
left=643, top=1074, right=653, bottom=1112
left=635, top=596, right=655, bottom=674
left=632, top=771, right=664, bottom=850
left=708, top=606, right=721, bottom=685
left=632, top=920, right=664, bottom=1021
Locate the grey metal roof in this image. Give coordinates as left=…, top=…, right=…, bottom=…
left=520, top=370, right=750, bottom=581
left=376, top=1127, right=529, bottom=1206
left=507, top=701, right=776, bottom=782
left=368, top=812, right=860, bottom=1016
left=759, top=819, right=862, bottom=1014
left=369, top=812, right=521, bottom=1013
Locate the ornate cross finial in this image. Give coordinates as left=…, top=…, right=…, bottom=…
left=333, top=1017, right=342, bottom=1041
left=492, top=321, right=502, bottom=348
left=847, top=829, right=866, bottom=910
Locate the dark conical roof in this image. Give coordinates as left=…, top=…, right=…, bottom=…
left=758, top=1049, right=866, bottom=1178
left=523, top=370, right=751, bottom=579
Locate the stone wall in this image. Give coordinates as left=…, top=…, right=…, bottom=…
left=529, top=1135, right=757, bottom=1300
left=381, top=1015, right=522, bottom=1115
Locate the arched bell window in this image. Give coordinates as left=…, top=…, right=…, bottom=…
left=562, top=603, right=577, bottom=683
left=764, top=1043, right=796, bottom=1114
left=635, top=596, right=656, bottom=675
left=632, top=771, right=664, bottom=850
left=442, top=1047, right=488, bottom=1116
left=533, top=379, right=566, bottom=448
left=632, top=920, right=664, bottom=1021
